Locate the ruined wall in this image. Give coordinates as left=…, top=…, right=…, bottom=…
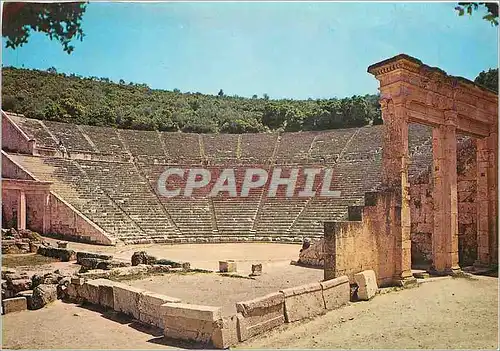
left=1, top=113, right=33, bottom=154
left=2, top=152, right=34, bottom=180
left=409, top=183, right=433, bottom=266
left=324, top=191, right=402, bottom=287
left=457, top=163, right=477, bottom=266
left=2, top=190, right=19, bottom=228
left=48, top=194, right=115, bottom=245
left=409, top=138, right=478, bottom=267
left=26, top=193, right=47, bottom=234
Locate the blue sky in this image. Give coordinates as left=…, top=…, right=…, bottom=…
left=2, top=1, right=498, bottom=99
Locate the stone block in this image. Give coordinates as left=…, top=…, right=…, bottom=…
left=280, top=282, right=325, bottom=323
left=113, top=284, right=144, bottom=319
left=235, top=292, right=285, bottom=341
left=212, top=314, right=239, bottom=349
left=354, top=270, right=378, bottom=300
left=8, top=278, right=31, bottom=294
left=164, top=316, right=216, bottom=344
left=138, top=291, right=181, bottom=328
left=57, top=241, right=68, bottom=248
left=79, top=280, right=101, bottom=305
left=86, top=278, right=116, bottom=309
left=71, top=277, right=85, bottom=286
left=37, top=246, right=76, bottom=261
left=219, top=260, right=237, bottom=273
left=15, top=290, right=34, bottom=309
left=320, top=276, right=350, bottom=310
left=76, top=251, right=113, bottom=264
left=250, top=264, right=262, bottom=276
left=162, top=303, right=223, bottom=346
left=2, top=296, right=27, bottom=314
left=79, top=257, right=105, bottom=270
left=162, top=303, right=222, bottom=321
left=31, top=284, right=57, bottom=310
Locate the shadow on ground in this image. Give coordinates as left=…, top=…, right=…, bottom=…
left=75, top=302, right=207, bottom=349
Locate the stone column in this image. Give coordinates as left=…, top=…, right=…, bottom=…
left=323, top=222, right=336, bottom=281
left=431, top=111, right=460, bottom=274
left=487, top=132, right=498, bottom=265
left=17, top=190, right=27, bottom=230
left=380, top=97, right=413, bottom=284
left=475, top=131, right=498, bottom=267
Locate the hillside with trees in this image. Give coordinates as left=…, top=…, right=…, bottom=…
left=1, top=66, right=381, bottom=134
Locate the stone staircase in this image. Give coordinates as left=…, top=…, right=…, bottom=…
left=9, top=155, right=148, bottom=244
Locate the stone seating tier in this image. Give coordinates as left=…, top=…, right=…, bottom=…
left=4, top=114, right=444, bottom=244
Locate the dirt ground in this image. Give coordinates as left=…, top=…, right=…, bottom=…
left=1, top=301, right=178, bottom=350
left=124, top=264, right=323, bottom=316
left=237, top=275, right=499, bottom=350
left=38, top=238, right=306, bottom=274
left=2, top=275, right=497, bottom=349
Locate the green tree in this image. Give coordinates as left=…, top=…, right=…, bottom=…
left=474, top=68, right=498, bottom=93
left=455, top=2, right=499, bottom=25
left=2, top=2, right=87, bottom=54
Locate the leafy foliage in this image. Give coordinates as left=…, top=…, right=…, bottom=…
left=2, top=2, right=87, bottom=54
left=1, top=67, right=382, bottom=133
left=455, top=2, right=499, bottom=26
left=474, top=68, right=498, bottom=93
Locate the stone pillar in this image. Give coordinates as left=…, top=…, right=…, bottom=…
left=487, top=132, right=498, bottom=265
left=323, top=222, right=336, bottom=281
left=475, top=132, right=498, bottom=267
left=380, top=97, right=413, bottom=284
left=17, top=190, right=26, bottom=230
left=431, top=111, right=460, bottom=274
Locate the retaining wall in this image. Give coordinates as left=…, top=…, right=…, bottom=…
left=66, top=274, right=350, bottom=348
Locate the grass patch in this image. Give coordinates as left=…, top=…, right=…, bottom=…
left=2, top=254, right=58, bottom=268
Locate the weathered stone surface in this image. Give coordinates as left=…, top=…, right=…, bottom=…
left=76, top=251, right=113, bottom=264
left=250, top=264, right=262, bottom=276
left=298, top=239, right=324, bottom=267
left=2, top=296, right=27, bottom=314
left=131, top=251, right=157, bottom=266
left=162, top=303, right=222, bottom=321
left=31, top=284, right=57, bottom=310
left=354, top=270, right=378, bottom=300
left=280, top=282, right=325, bottom=323
left=110, top=265, right=149, bottom=278
left=96, top=260, right=130, bottom=270
left=79, top=257, right=105, bottom=270
left=235, top=292, right=285, bottom=341
left=71, top=277, right=85, bottom=286
left=42, top=272, right=62, bottom=285
left=56, top=276, right=71, bottom=299
left=156, top=259, right=189, bottom=269
left=219, top=260, right=237, bottom=273
left=78, top=280, right=101, bottom=305
left=7, top=278, right=32, bottom=295
left=162, top=303, right=223, bottom=346
left=57, top=241, right=68, bottom=248
left=16, top=290, right=34, bottom=309
left=164, top=316, right=215, bottom=344
left=138, top=291, right=181, bottom=328
left=37, top=246, right=76, bottom=262
left=212, top=314, right=239, bottom=349
left=320, top=276, right=350, bottom=310
left=113, top=284, right=144, bottom=319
